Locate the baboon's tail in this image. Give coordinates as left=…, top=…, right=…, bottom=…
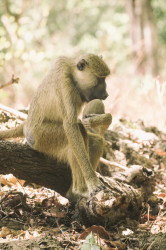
left=0, top=123, right=24, bottom=139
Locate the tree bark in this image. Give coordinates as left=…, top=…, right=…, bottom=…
left=0, top=140, right=155, bottom=226
left=126, top=0, right=158, bottom=76
left=0, top=141, right=72, bottom=196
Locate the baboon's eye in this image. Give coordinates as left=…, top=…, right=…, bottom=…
left=77, top=59, right=87, bottom=71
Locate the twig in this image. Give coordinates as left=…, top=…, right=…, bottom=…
left=0, top=75, right=19, bottom=89
left=0, top=191, right=30, bottom=211
left=0, top=104, right=27, bottom=120
left=147, top=240, right=156, bottom=250
left=100, top=157, right=128, bottom=170
left=0, top=191, right=13, bottom=204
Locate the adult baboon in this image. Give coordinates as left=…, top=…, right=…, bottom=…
left=0, top=54, right=111, bottom=199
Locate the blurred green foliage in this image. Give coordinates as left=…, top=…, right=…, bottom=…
left=152, top=0, right=166, bottom=44
left=0, top=0, right=130, bottom=75
left=0, top=0, right=165, bottom=77
left=0, top=0, right=166, bottom=131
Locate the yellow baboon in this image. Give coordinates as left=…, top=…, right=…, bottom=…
left=0, top=54, right=111, bottom=198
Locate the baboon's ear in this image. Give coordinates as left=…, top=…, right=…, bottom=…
left=77, top=59, right=87, bottom=71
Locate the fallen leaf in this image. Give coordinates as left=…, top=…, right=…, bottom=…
left=155, top=149, right=166, bottom=156
left=141, top=214, right=156, bottom=221
left=0, top=174, right=25, bottom=187
left=80, top=225, right=110, bottom=240
left=158, top=193, right=166, bottom=198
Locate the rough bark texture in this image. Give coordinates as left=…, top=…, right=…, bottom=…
left=74, top=174, right=143, bottom=226
left=0, top=139, right=155, bottom=226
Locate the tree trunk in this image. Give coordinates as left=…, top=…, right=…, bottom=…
left=0, top=140, right=154, bottom=226
left=126, top=0, right=158, bottom=76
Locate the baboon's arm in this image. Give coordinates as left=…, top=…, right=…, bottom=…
left=61, top=82, right=99, bottom=190
left=63, top=121, right=99, bottom=188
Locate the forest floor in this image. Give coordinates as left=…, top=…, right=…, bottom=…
left=0, top=109, right=166, bottom=250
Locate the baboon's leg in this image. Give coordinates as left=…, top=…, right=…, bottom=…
left=25, top=122, right=68, bottom=162
left=67, top=133, right=104, bottom=198
left=88, top=133, right=104, bottom=170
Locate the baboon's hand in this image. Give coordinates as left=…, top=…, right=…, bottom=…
left=83, top=113, right=112, bottom=129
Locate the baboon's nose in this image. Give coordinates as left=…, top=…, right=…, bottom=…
left=103, top=92, right=109, bottom=100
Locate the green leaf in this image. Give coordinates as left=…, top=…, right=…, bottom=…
left=81, top=232, right=100, bottom=250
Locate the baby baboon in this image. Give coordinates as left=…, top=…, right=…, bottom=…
left=0, top=54, right=110, bottom=198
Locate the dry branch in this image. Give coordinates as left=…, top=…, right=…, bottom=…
left=0, top=75, right=19, bottom=89
left=100, top=157, right=128, bottom=170
left=0, top=104, right=27, bottom=120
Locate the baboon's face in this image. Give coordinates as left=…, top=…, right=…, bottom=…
left=81, top=77, right=108, bottom=102
left=76, top=59, right=109, bottom=102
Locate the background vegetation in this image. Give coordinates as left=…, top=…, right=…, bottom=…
left=0, top=0, right=166, bottom=130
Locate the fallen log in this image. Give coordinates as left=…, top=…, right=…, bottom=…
left=0, top=141, right=71, bottom=196
left=0, top=140, right=155, bottom=226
